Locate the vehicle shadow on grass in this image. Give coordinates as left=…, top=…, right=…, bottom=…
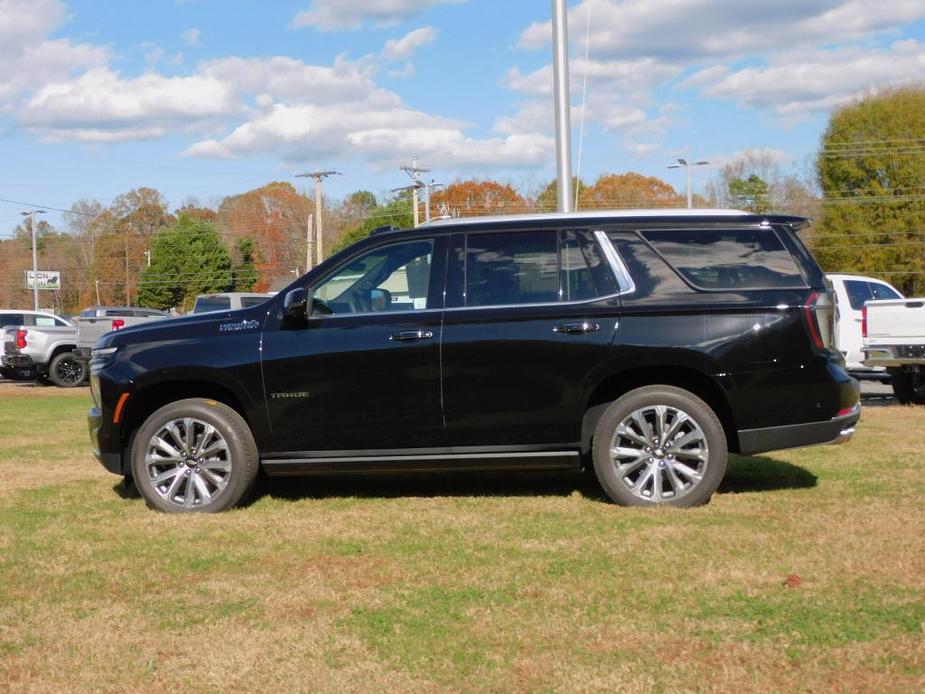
left=718, top=455, right=817, bottom=494
left=252, top=455, right=816, bottom=504
left=109, top=455, right=816, bottom=505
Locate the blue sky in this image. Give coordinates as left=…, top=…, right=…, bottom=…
left=2, top=0, right=924, bottom=232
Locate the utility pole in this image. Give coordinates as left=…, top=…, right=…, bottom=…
left=296, top=170, right=341, bottom=265
left=124, top=233, right=131, bottom=306
left=667, top=158, right=709, bottom=208
left=21, top=209, right=46, bottom=311
left=424, top=180, right=444, bottom=223
left=551, top=0, right=573, bottom=214
left=305, top=215, right=314, bottom=273
left=399, top=157, right=430, bottom=227
left=95, top=279, right=101, bottom=305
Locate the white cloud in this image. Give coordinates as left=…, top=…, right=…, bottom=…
left=688, top=40, right=925, bottom=117
left=518, top=0, right=925, bottom=61
left=0, top=0, right=108, bottom=108
left=382, top=26, right=438, bottom=62
left=182, top=28, right=200, bottom=46
left=508, top=0, right=925, bottom=155
left=186, top=100, right=552, bottom=168
left=292, top=0, right=466, bottom=31
left=21, top=67, right=239, bottom=141
left=202, top=55, right=378, bottom=104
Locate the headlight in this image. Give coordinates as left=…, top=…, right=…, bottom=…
left=91, top=346, right=119, bottom=357
left=90, top=375, right=101, bottom=409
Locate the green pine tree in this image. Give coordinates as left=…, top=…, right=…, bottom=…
left=137, top=214, right=234, bottom=311
left=232, top=237, right=259, bottom=291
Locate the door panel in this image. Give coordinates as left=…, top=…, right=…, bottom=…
left=441, top=229, right=619, bottom=447
left=441, top=303, right=617, bottom=446
left=261, top=312, right=444, bottom=452
left=260, top=235, right=446, bottom=454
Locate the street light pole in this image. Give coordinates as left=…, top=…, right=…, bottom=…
left=552, top=0, right=574, bottom=214
left=667, top=158, right=709, bottom=209
left=21, top=209, right=47, bottom=311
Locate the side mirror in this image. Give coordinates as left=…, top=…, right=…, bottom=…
left=282, top=288, right=308, bottom=329
left=370, top=288, right=392, bottom=312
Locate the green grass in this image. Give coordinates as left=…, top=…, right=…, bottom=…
left=0, top=386, right=922, bottom=692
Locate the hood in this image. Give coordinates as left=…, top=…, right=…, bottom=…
left=94, top=303, right=275, bottom=351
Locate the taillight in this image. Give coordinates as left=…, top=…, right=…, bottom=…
left=803, top=290, right=834, bottom=351
left=861, top=306, right=867, bottom=339
left=111, top=319, right=125, bottom=330
left=16, top=329, right=27, bottom=349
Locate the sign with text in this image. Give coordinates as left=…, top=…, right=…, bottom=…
left=25, top=271, right=61, bottom=290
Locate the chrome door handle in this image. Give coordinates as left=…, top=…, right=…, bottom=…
left=553, top=322, right=600, bottom=335
left=389, top=330, right=434, bottom=342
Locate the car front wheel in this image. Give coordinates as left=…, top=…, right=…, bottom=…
left=592, top=386, right=727, bottom=508
left=130, top=398, right=259, bottom=513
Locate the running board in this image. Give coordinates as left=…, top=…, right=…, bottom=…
left=261, top=450, right=581, bottom=476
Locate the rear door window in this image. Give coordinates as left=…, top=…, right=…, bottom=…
left=642, top=228, right=805, bottom=289
left=465, top=231, right=559, bottom=307
left=844, top=280, right=872, bottom=310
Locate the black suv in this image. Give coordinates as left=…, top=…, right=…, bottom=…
left=88, top=210, right=859, bottom=512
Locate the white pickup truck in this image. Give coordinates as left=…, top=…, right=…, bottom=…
left=73, top=306, right=169, bottom=362
left=1, top=311, right=84, bottom=386
left=863, top=297, right=925, bottom=404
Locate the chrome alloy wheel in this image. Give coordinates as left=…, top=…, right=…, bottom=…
left=609, top=405, right=709, bottom=503
left=144, top=418, right=231, bottom=509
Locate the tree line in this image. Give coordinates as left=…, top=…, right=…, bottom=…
left=0, top=84, right=921, bottom=314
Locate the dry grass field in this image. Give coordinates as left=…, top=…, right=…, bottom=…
left=0, top=383, right=922, bottom=692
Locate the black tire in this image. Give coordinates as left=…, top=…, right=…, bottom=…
left=592, top=385, right=727, bottom=508
left=47, top=352, right=87, bottom=387
left=130, top=398, right=259, bottom=513
left=889, top=370, right=914, bottom=405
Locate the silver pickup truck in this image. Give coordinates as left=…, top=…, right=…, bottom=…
left=863, top=297, right=925, bottom=404
left=73, top=306, right=169, bottom=362
left=1, top=311, right=84, bottom=386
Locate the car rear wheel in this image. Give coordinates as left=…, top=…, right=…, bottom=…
left=130, top=398, right=259, bottom=513
left=48, top=352, right=87, bottom=387
left=592, top=386, right=727, bottom=508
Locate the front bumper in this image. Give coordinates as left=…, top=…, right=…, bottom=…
left=88, top=405, right=122, bottom=475
left=738, top=404, right=860, bottom=455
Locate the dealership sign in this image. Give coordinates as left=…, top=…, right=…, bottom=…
left=25, top=271, right=61, bottom=290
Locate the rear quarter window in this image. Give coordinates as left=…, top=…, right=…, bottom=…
left=641, top=228, right=806, bottom=290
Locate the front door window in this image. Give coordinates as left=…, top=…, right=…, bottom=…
left=314, top=240, right=434, bottom=315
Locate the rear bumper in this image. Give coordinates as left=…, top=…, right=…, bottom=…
left=738, top=404, right=860, bottom=455
left=864, top=345, right=925, bottom=366
left=2, top=354, right=34, bottom=368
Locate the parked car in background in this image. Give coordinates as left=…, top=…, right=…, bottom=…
left=74, top=307, right=169, bottom=362
left=0, top=311, right=76, bottom=383
left=88, top=210, right=859, bottom=513
left=827, top=273, right=903, bottom=380
left=191, top=292, right=273, bottom=314
left=863, top=296, right=925, bottom=404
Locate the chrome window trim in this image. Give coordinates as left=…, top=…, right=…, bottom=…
left=593, top=230, right=636, bottom=296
